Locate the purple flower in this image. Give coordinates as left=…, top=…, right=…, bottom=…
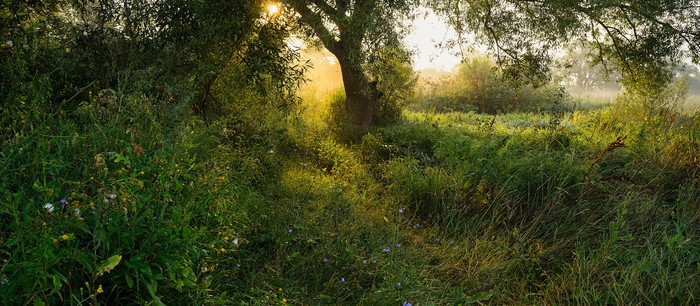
left=372, top=260, right=377, bottom=264
left=397, top=282, right=401, bottom=287
left=322, top=258, right=328, bottom=263
left=288, top=229, right=293, bottom=234
left=396, top=243, right=401, bottom=248
left=362, top=260, right=367, bottom=264
left=449, top=241, right=454, bottom=246
left=403, top=302, right=412, bottom=306
left=384, top=246, right=390, bottom=253
left=303, top=163, right=307, bottom=167
left=60, top=198, right=66, bottom=205
left=341, top=277, right=345, bottom=283
left=398, top=209, right=404, bottom=214
left=236, top=263, right=241, bottom=269
left=413, top=223, right=419, bottom=229
left=153, top=216, right=157, bottom=220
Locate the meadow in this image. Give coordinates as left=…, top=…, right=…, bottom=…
left=3, top=77, right=699, bottom=305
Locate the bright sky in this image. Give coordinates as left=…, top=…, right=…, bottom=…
left=405, top=11, right=462, bottom=71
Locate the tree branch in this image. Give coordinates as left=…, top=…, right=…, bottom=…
left=288, top=1, right=339, bottom=52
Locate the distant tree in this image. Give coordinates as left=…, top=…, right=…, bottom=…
left=285, top=0, right=419, bottom=126
left=429, top=0, right=700, bottom=98
left=556, top=44, right=619, bottom=92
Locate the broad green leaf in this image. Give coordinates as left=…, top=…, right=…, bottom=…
left=96, top=255, right=122, bottom=277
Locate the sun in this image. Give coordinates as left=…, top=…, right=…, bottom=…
left=267, top=3, right=280, bottom=15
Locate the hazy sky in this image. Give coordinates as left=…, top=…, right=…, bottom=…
left=405, top=11, right=462, bottom=71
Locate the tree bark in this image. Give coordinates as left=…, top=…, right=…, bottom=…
left=339, top=59, right=377, bottom=126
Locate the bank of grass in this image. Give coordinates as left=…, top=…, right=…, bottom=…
left=2, top=84, right=700, bottom=304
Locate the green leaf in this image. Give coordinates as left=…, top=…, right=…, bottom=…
left=96, top=255, right=122, bottom=277
left=464, top=291, right=493, bottom=304
left=125, top=273, right=134, bottom=288
left=4, top=237, right=19, bottom=247
left=51, top=275, right=62, bottom=293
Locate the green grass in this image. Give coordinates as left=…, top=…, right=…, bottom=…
left=3, top=87, right=700, bottom=304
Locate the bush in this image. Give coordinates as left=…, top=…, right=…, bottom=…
left=413, top=54, right=569, bottom=114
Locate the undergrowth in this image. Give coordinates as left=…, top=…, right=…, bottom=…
left=3, top=72, right=700, bottom=304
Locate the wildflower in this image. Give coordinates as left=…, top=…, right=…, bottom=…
left=396, top=243, right=401, bottom=248
left=449, top=241, right=454, bottom=246
left=436, top=237, right=440, bottom=243
left=399, top=209, right=404, bottom=214
left=384, top=246, right=390, bottom=253
left=340, top=277, right=345, bottom=283
left=96, top=285, right=103, bottom=294
left=362, top=260, right=367, bottom=264
left=205, top=276, right=210, bottom=281
left=297, top=205, right=301, bottom=209
left=153, top=216, right=157, bottom=220
left=397, top=282, right=401, bottom=287
left=413, top=223, right=419, bottom=229
left=287, top=229, right=293, bottom=234
left=282, top=298, right=287, bottom=303
left=44, top=203, right=54, bottom=213
left=236, top=263, right=241, bottom=269
left=5, top=40, right=12, bottom=48
left=89, top=202, right=95, bottom=209
left=61, top=234, right=69, bottom=240
left=303, top=163, right=307, bottom=167
left=322, top=258, right=328, bottom=263
left=403, top=301, right=412, bottom=306
left=219, top=247, right=225, bottom=253
left=60, top=198, right=66, bottom=205
left=108, top=193, right=116, bottom=199
left=233, top=238, right=239, bottom=245
left=372, top=260, right=377, bottom=264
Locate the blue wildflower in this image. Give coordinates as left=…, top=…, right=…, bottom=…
left=236, top=263, right=241, bottom=269
left=413, top=223, right=419, bottom=229
left=322, top=258, right=328, bottom=263
left=449, top=241, right=454, bottom=246
left=403, top=301, right=412, bottom=306
left=396, top=243, right=401, bottom=248
left=384, top=246, right=390, bottom=253
left=362, top=260, right=367, bottom=264
left=288, top=229, right=293, bottom=234
left=399, top=209, right=404, bottom=214
left=397, top=282, right=401, bottom=287
left=372, top=260, right=377, bottom=264
left=341, top=277, right=345, bottom=283
left=60, top=198, right=66, bottom=205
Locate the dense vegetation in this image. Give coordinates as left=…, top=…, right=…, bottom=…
left=2, top=0, right=700, bottom=305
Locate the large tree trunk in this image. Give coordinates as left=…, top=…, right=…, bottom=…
left=338, top=59, right=378, bottom=126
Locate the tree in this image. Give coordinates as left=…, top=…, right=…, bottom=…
left=429, top=0, right=700, bottom=97
left=285, top=0, right=419, bottom=126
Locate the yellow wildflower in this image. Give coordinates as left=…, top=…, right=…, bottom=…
left=61, top=234, right=69, bottom=240
left=96, top=285, right=104, bottom=294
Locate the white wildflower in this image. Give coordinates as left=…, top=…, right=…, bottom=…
left=5, top=40, right=12, bottom=48
left=43, top=203, right=54, bottom=213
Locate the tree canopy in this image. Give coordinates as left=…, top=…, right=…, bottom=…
left=429, top=0, right=700, bottom=95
